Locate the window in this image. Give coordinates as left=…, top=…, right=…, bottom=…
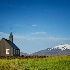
left=18, top=50, right=19, bottom=54
left=14, top=49, right=15, bottom=54
left=16, top=50, right=18, bottom=54
left=6, top=49, right=10, bottom=54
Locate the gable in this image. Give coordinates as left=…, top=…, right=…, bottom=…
left=1, top=38, right=19, bottom=50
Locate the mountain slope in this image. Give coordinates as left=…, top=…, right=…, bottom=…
left=31, top=44, right=70, bottom=56
left=20, top=52, right=29, bottom=56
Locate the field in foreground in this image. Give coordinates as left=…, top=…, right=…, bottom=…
left=0, top=56, right=70, bottom=70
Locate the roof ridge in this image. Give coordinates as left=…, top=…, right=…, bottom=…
left=3, top=38, right=19, bottom=50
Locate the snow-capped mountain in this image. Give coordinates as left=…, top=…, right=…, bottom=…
left=53, top=44, right=70, bottom=51
left=31, top=44, right=70, bottom=56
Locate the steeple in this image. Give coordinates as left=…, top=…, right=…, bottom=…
left=9, top=32, right=13, bottom=42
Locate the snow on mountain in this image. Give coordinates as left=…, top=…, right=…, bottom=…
left=31, top=44, right=70, bottom=56
left=53, top=44, right=70, bottom=51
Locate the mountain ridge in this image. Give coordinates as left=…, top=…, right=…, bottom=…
left=31, top=44, right=70, bottom=56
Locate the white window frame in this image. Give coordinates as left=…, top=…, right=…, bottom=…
left=6, top=49, right=10, bottom=54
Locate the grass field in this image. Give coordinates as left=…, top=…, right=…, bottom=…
left=0, top=56, right=70, bottom=70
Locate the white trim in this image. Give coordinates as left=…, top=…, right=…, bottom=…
left=6, top=49, right=10, bottom=54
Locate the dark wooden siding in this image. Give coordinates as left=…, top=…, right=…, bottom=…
left=0, top=38, right=20, bottom=57
left=0, top=39, right=12, bottom=56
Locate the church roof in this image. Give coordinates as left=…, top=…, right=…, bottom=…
left=4, top=38, right=19, bottom=49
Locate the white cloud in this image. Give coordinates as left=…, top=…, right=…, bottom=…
left=0, top=32, right=9, bottom=39
left=23, top=37, right=70, bottom=41
left=31, top=32, right=47, bottom=35
left=47, top=37, right=70, bottom=41
left=0, top=32, right=70, bottom=41
left=32, top=25, right=37, bottom=27
left=0, top=32, right=28, bottom=40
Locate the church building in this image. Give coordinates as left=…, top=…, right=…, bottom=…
left=0, top=32, right=20, bottom=57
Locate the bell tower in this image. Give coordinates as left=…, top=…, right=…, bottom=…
left=9, top=32, right=13, bottom=42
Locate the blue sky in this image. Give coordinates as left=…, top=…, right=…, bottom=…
left=0, top=0, right=70, bottom=54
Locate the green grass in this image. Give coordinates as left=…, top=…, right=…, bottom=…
left=0, top=56, right=70, bottom=70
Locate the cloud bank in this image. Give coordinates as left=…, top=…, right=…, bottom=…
left=0, top=32, right=9, bottom=39
left=0, top=32, right=70, bottom=41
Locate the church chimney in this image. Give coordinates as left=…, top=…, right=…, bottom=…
left=9, top=32, right=13, bottom=42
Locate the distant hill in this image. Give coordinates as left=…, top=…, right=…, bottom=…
left=20, top=52, right=29, bottom=56
left=31, top=44, right=70, bottom=56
